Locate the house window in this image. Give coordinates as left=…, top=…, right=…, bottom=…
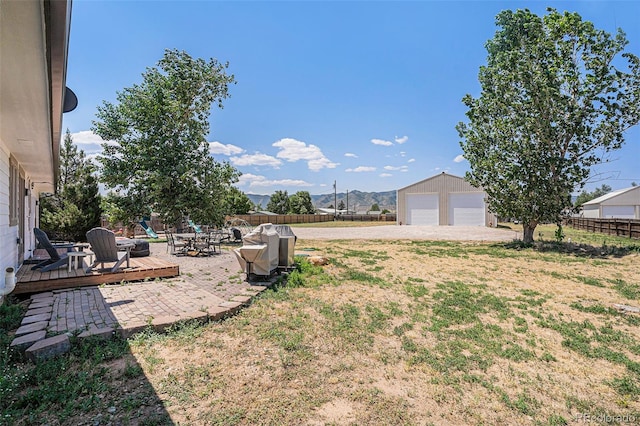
left=9, top=156, right=20, bottom=226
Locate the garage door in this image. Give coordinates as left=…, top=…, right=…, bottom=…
left=406, top=194, right=438, bottom=225
left=449, top=193, right=485, bottom=226
left=602, top=206, right=635, bottom=219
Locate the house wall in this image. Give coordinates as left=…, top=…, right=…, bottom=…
left=397, top=172, right=495, bottom=226
left=0, top=146, right=18, bottom=281
left=0, top=144, right=39, bottom=287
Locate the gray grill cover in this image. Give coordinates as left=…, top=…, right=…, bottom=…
left=236, top=223, right=280, bottom=276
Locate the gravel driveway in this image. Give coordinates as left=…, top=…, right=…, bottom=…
left=292, top=225, right=520, bottom=241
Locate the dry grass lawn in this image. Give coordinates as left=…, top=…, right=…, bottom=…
left=123, top=235, right=640, bottom=425
left=2, top=224, right=639, bottom=425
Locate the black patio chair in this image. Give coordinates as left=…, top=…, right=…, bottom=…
left=32, top=228, right=71, bottom=272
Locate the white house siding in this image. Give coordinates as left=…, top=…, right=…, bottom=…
left=0, top=148, right=18, bottom=280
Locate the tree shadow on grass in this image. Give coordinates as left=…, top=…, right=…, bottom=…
left=0, top=296, right=174, bottom=426
left=501, top=239, right=640, bottom=259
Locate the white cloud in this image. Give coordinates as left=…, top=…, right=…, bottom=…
left=71, top=130, right=105, bottom=145
left=70, top=130, right=108, bottom=154
left=408, top=158, right=416, bottom=163
left=209, top=141, right=244, bottom=156
left=344, top=153, right=358, bottom=158
left=379, top=173, right=392, bottom=177
left=395, top=135, right=408, bottom=144
left=237, top=173, right=312, bottom=188
left=399, top=151, right=406, bottom=157
left=384, top=165, right=409, bottom=171
left=273, top=138, right=338, bottom=171
left=345, top=166, right=376, bottom=172
left=230, top=153, right=282, bottom=168
left=371, top=138, right=393, bottom=146
left=453, top=154, right=465, bottom=163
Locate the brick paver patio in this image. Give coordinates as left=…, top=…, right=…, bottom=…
left=14, top=242, right=275, bottom=349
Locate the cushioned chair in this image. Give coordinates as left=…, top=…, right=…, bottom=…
left=86, top=227, right=131, bottom=273
left=32, top=228, right=71, bottom=272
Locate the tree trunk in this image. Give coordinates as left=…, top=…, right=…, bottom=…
left=522, top=222, right=537, bottom=244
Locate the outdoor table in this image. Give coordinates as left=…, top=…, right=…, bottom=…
left=67, top=251, right=94, bottom=272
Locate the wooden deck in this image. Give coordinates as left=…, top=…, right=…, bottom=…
left=14, top=256, right=180, bottom=295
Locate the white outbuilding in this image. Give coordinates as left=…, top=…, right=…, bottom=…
left=581, top=186, right=640, bottom=219
left=396, top=172, right=496, bottom=226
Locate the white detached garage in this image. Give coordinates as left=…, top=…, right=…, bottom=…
left=397, top=172, right=495, bottom=226
left=581, top=186, right=640, bottom=219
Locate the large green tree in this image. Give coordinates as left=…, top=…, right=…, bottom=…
left=266, top=190, right=289, bottom=214
left=92, top=49, right=239, bottom=229
left=40, top=129, right=102, bottom=241
left=288, top=191, right=314, bottom=214
left=458, top=8, right=640, bottom=243
left=225, top=187, right=253, bottom=215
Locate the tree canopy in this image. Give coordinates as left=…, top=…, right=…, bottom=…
left=92, top=49, right=239, bottom=229
left=458, top=8, right=640, bottom=243
left=40, top=130, right=102, bottom=241
left=225, top=187, right=253, bottom=215
left=266, top=190, right=289, bottom=214
left=289, top=191, right=315, bottom=214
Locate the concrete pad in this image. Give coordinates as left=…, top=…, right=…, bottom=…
left=10, top=330, right=46, bottom=350
left=15, top=321, right=49, bottom=336
left=26, top=334, right=71, bottom=362
left=21, top=313, right=51, bottom=325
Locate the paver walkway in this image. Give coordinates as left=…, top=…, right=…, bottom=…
left=15, top=243, right=273, bottom=345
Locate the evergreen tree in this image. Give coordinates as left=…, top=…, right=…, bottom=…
left=40, top=130, right=102, bottom=241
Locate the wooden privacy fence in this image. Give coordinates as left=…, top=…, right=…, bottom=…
left=568, top=218, right=640, bottom=239
left=233, top=214, right=335, bottom=226
left=336, top=214, right=397, bottom=222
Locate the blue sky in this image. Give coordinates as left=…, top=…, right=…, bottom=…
left=63, top=0, right=640, bottom=196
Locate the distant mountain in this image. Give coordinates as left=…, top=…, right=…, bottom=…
left=245, top=194, right=272, bottom=210
left=246, top=190, right=397, bottom=213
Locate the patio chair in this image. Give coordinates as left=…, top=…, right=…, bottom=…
left=86, top=227, right=131, bottom=273
left=139, top=220, right=158, bottom=239
left=166, top=231, right=188, bottom=255
left=32, top=228, right=71, bottom=272
left=230, top=227, right=243, bottom=243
